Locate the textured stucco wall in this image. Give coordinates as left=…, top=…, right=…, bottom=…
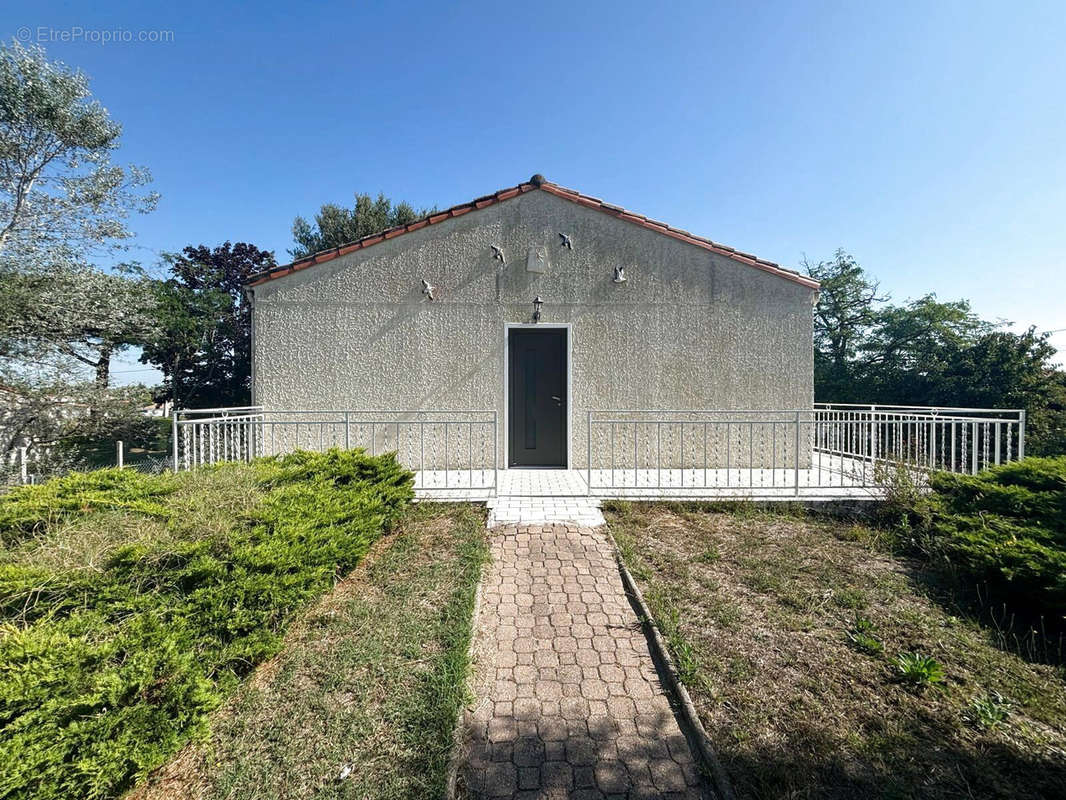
left=250, top=189, right=815, bottom=468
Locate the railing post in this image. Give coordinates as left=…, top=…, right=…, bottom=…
left=657, top=422, right=662, bottom=488
left=794, top=410, right=801, bottom=496
left=116, top=440, right=124, bottom=469
left=951, top=421, right=957, bottom=472
left=18, top=446, right=27, bottom=485
left=870, top=410, right=878, bottom=470
left=1018, top=410, right=1026, bottom=460
left=171, top=409, right=179, bottom=473
left=587, top=411, right=592, bottom=496
left=344, top=411, right=351, bottom=450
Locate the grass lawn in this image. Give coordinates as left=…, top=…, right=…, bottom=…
left=605, top=501, right=1066, bottom=800
left=131, top=502, right=488, bottom=800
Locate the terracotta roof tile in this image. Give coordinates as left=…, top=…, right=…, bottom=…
left=246, top=176, right=820, bottom=289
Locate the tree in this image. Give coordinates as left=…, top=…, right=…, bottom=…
left=807, top=250, right=1066, bottom=454
left=934, top=328, right=1066, bottom=455
left=140, top=242, right=275, bottom=408
left=0, top=41, right=160, bottom=463
left=804, top=250, right=886, bottom=399
left=861, top=295, right=991, bottom=401
left=0, top=263, right=157, bottom=388
left=0, top=41, right=157, bottom=265
left=291, top=192, right=434, bottom=258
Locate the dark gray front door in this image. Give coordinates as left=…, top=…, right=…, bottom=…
left=509, top=329, right=566, bottom=467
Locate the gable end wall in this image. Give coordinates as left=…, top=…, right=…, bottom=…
left=251, top=190, right=815, bottom=467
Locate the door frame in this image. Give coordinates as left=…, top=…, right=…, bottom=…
left=503, top=322, right=572, bottom=469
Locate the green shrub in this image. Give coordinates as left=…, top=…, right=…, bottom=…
left=0, top=449, right=413, bottom=800
left=846, top=615, right=884, bottom=655
left=917, top=457, right=1066, bottom=625
left=966, top=690, right=1011, bottom=730
left=0, top=468, right=177, bottom=543
left=697, top=544, right=721, bottom=563
left=894, top=652, right=945, bottom=688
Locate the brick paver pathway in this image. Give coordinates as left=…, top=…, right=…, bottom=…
left=460, top=524, right=708, bottom=799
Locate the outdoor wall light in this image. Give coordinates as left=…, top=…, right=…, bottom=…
left=491, top=244, right=505, bottom=263
left=613, top=266, right=627, bottom=283
left=532, top=296, right=543, bottom=322
left=421, top=278, right=435, bottom=301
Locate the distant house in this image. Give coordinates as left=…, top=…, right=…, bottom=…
left=140, top=401, right=172, bottom=418
left=244, top=175, right=818, bottom=469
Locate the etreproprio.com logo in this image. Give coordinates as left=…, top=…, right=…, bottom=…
left=15, top=26, right=175, bottom=45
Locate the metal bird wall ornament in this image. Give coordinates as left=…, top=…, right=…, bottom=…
left=613, top=266, right=627, bottom=283
left=491, top=245, right=505, bottom=263
left=421, top=279, right=435, bottom=300
left=559, top=232, right=573, bottom=250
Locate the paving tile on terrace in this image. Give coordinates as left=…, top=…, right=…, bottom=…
left=460, top=524, right=709, bottom=799
left=486, top=497, right=606, bottom=528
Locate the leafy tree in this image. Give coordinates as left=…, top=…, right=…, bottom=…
left=140, top=242, right=275, bottom=408
left=862, top=295, right=991, bottom=401
left=804, top=250, right=886, bottom=399
left=0, top=41, right=159, bottom=463
left=0, top=263, right=157, bottom=388
left=934, top=328, right=1066, bottom=455
left=291, top=192, right=434, bottom=258
left=0, top=41, right=157, bottom=265
left=806, top=251, right=1066, bottom=455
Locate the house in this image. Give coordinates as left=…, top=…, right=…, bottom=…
left=244, top=175, right=819, bottom=471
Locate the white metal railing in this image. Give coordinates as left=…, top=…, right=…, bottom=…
left=813, top=403, right=1024, bottom=475
left=586, top=405, right=1025, bottom=497
left=172, top=408, right=498, bottom=493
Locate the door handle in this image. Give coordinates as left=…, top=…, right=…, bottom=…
left=551, top=396, right=563, bottom=406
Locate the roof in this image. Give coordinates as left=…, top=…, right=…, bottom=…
left=246, top=175, right=820, bottom=290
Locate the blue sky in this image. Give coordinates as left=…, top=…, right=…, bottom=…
left=6, top=0, right=1065, bottom=384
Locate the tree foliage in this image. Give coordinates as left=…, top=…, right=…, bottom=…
left=0, top=263, right=157, bottom=386
left=0, top=41, right=157, bottom=265
left=807, top=251, right=1066, bottom=454
left=291, top=192, right=434, bottom=258
left=0, top=41, right=160, bottom=464
left=140, top=242, right=275, bottom=408
left=806, top=250, right=887, bottom=398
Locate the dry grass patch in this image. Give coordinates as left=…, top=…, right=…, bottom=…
left=606, top=501, right=1066, bottom=800
left=132, top=502, right=489, bottom=800
left=1, top=465, right=263, bottom=574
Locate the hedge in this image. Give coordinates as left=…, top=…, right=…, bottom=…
left=0, top=449, right=413, bottom=800
left=921, top=456, right=1066, bottom=624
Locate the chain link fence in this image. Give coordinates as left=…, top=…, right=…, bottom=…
left=2, top=440, right=172, bottom=488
